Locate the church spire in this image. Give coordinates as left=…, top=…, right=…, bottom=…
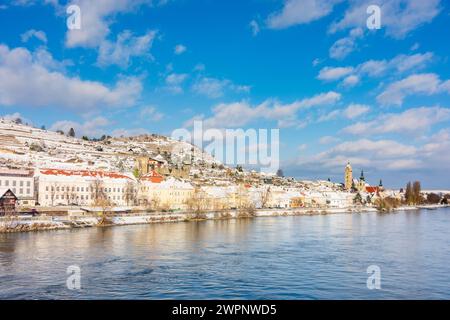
left=360, top=170, right=365, bottom=181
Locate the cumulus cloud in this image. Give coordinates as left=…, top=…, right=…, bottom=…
left=343, top=106, right=450, bottom=135
left=185, top=91, right=341, bottom=129
left=65, top=0, right=151, bottom=48
left=0, top=44, right=142, bottom=110
left=317, top=66, right=354, bottom=81
left=292, top=129, right=450, bottom=187
left=174, top=44, right=187, bottom=55
left=318, top=103, right=370, bottom=122
left=329, top=0, right=442, bottom=39
left=50, top=117, right=110, bottom=138
left=163, top=73, right=188, bottom=94
left=376, top=73, right=447, bottom=106
left=0, top=112, right=33, bottom=125
left=21, top=29, right=47, bottom=43
left=319, top=135, right=340, bottom=145
left=343, top=104, right=370, bottom=119
left=139, top=105, right=164, bottom=121
left=192, top=77, right=250, bottom=99
left=318, top=52, right=434, bottom=86
left=297, top=138, right=420, bottom=174
left=97, top=30, right=156, bottom=68
left=329, top=27, right=363, bottom=60
left=267, top=0, right=342, bottom=29
left=111, top=127, right=150, bottom=137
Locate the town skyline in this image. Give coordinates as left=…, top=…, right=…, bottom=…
left=0, top=0, right=449, bottom=188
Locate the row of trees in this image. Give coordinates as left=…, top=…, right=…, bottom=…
left=404, top=181, right=422, bottom=205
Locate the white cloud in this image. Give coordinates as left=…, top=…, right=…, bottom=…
left=192, top=77, right=250, bottom=98
left=174, top=44, right=187, bottom=55
left=329, top=0, right=442, bottom=39
left=249, top=20, right=260, bottom=36
left=139, top=106, right=164, bottom=121
left=111, top=127, right=150, bottom=137
left=343, top=104, right=370, bottom=119
left=185, top=91, right=341, bottom=129
left=21, top=29, right=47, bottom=43
left=318, top=52, right=434, bottom=86
left=319, top=135, right=340, bottom=144
left=0, top=112, right=33, bottom=125
left=0, top=44, right=142, bottom=110
left=267, top=0, right=342, bottom=29
left=329, top=27, right=363, bottom=60
left=376, top=73, right=442, bottom=106
left=297, top=138, right=420, bottom=173
left=342, top=75, right=360, bottom=87
left=343, top=106, right=450, bottom=135
left=97, top=30, right=156, bottom=68
left=50, top=117, right=110, bottom=138
left=65, top=0, right=151, bottom=48
left=317, top=66, right=354, bottom=81
left=164, top=73, right=188, bottom=93
left=318, top=103, right=370, bottom=122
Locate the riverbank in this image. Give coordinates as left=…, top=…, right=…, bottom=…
left=1, top=205, right=449, bottom=233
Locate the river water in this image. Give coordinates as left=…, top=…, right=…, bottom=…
left=0, top=208, right=449, bottom=299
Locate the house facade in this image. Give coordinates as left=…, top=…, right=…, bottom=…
left=0, top=168, right=35, bottom=206
left=0, top=188, right=17, bottom=216
left=35, top=169, right=135, bottom=207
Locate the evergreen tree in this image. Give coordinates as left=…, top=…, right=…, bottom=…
left=353, top=192, right=363, bottom=204
left=413, top=181, right=421, bottom=204
left=276, top=169, right=284, bottom=177
left=405, top=182, right=413, bottom=205
left=68, top=127, right=76, bottom=137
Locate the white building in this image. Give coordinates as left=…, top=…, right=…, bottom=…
left=0, top=168, right=35, bottom=206
left=138, top=172, right=194, bottom=210
left=35, top=169, right=135, bottom=207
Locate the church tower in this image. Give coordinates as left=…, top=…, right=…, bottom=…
left=344, top=162, right=353, bottom=191
left=358, top=170, right=366, bottom=192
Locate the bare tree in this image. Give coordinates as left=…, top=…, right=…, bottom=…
left=90, top=179, right=106, bottom=206
left=124, top=181, right=137, bottom=206
left=259, top=186, right=271, bottom=209
left=185, top=187, right=209, bottom=219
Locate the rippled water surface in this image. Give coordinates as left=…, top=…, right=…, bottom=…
left=1, top=208, right=449, bottom=299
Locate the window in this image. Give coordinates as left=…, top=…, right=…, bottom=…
left=46, top=186, right=49, bottom=191
left=27, top=181, right=31, bottom=187
left=20, top=181, right=23, bottom=187
left=5, top=180, right=9, bottom=186
left=19, top=188, right=23, bottom=194
left=13, top=181, right=16, bottom=186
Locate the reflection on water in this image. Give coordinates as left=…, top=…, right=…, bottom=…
left=1, top=209, right=449, bottom=299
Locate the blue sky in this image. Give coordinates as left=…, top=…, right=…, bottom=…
left=0, top=0, right=449, bottom=188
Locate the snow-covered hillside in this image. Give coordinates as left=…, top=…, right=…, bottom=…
left=0, top=118, right=217, bottom=173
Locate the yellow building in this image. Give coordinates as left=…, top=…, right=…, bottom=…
left=344, top=162, right=353, bottom=191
